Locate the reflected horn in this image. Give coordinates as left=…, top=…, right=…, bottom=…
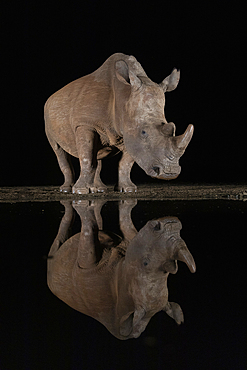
left=174, top=240, right=196, bottom=273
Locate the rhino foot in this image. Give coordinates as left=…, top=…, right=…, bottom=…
left=117, top=178, right=137, bottom=193
left=72, top=186, right=107, bottom=194
left=119, top=199, right=138, bottom=206
left=72, top=199, right=91, bottom=207
left=60, top=184, right=73, bottom=193
left=95, top=186, right=108, bottom=193
left=118, top=186, right=137, bottom=193
left=72, top=186, right=91, bottom=194
left=72, top=200, right=93, bottom=216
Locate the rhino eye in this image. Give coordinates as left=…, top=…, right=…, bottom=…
left=168, top=154, right=175, bottom=161
left=141, top=130, right=148, bottom=138
left=143, top=258, right=150, bottom=267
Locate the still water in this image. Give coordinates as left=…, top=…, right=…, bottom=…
left=0, top=199, right=246, bottom=370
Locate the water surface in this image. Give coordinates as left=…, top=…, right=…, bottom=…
left=0, top=199, right=245, bottom=370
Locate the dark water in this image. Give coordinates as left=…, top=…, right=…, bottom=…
left=0, top=200, right=246, bottom=370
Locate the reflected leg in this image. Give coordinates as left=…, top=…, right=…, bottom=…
left=119, top=200, right=137, bottom=242
left=93, top=199, right=107, bottom=230
left=73, top=200, right=100, bottom=268
left=48, top=201, right=75, bottom=257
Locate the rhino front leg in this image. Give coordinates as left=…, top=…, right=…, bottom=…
left=73, top=127, right=98, bottom=194
left=117, top=151, right=137, bottom=192
left=93, top=160, right=108, bottom=193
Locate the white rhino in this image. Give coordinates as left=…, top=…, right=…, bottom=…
left=45, top=53, right=194, bottom=193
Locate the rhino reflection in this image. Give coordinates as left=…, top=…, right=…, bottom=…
left=47, top=200, right=196, bottom=340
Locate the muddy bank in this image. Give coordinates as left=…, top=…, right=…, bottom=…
left=0, top=183, right=247, bottom=202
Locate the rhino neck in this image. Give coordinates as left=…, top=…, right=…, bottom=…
left=113, top=79, right=132, bottom=136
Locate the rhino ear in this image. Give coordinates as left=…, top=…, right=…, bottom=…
left=119, top=307, right=146, bottom=337
left=160, top=68, right=180, bottom=92
left=115, top=60, right=130, bottom=84
left=119, top=311, right=134, bottom=337
left=163, top=301, right=184, bottom=325
left=129, top=70, right=142, bottom=90
left=162, top=122, right=176, bottom=136
left=163, top=260, right=178, bottom=274
left=115, top=60, right=142, bottom=90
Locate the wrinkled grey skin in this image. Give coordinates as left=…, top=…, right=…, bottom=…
left=47, top=200, right=196, bottom=340
left=45, top=53, right=194, bottom=194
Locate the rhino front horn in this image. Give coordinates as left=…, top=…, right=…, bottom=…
left=175, top=124, right=194, bottom=150
left=175, top=241, right=196, bottom=273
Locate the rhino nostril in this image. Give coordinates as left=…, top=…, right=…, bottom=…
left=152, top=166, right=160, bottom=175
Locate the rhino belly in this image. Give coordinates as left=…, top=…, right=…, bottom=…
left=97, top=146, right=120, bottom=160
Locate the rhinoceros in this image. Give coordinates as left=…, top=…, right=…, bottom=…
left=44, top=53, right=194, bottom=194
left=47, top=200, right=196, bottom=340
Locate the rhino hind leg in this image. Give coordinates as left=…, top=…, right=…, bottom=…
left=47, top=134, right=75, bottom=193
left=72, top=127, right=98, bottom=194
left=117, top=151, right=137, bottom=193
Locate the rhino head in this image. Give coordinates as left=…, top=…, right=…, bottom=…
left=124, top=216, right=196, bottom=275
left=116, top=60, right=194, bottom=180
left=119, top=216, right=196, bottom=338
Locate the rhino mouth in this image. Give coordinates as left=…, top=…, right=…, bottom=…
left=148, top=165, right=181, bottom=180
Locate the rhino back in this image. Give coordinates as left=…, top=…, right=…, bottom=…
left=44, top=53, right=146, bottom=157
left=45, top=72, right=115, bottom=157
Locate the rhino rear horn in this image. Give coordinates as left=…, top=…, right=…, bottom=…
left=174, top=240, right=196, bottom=273
left=174, top=124, right=194, bottom=150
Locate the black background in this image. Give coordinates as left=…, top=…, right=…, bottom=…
left=2, top=1, right=246, bottom=187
